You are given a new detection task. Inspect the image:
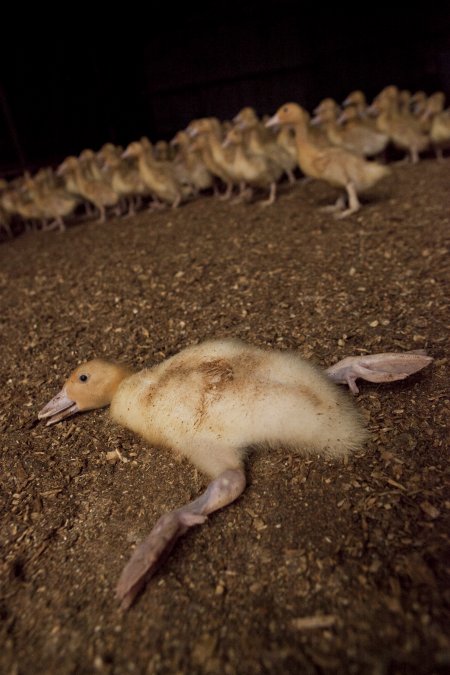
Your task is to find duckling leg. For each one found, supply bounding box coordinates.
[124,198,135,218]
[44,217,66,232]
[171,193,181,209]
[85,202,96,218]
[320,194,346,213]
[218,183,234,201]
[233,182,254,203]
[116,467,246,609]
[325,350,433,394]
[259,182,277,207]
[149,198,166,211]
[286,168,296,184]
[335,183,360,219]
[96,205,106,223]
[411,147,420,164]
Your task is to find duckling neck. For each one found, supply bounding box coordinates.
[107,365,135,407]
[292,121,322,172]
[322,119,343,145]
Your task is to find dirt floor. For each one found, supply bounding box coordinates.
[0,159,449,674]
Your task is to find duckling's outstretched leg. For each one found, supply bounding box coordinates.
[325,350,433,394]
[116,467,246,610]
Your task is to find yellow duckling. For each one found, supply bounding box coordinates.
[266,103,390,217]
[370,88,429,163]
[57,156,119,223]
[187,118,238,199]
[122,141,184,208]
[171,130,215,195]
[100,152,148,217]
[39,339,432,608]
[316,105,389,158]
[223,126,283,205]
[420,92,450,160]
[233,106,297,183]
[22,174,78,232]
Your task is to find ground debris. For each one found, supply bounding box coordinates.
[0,159,448,674]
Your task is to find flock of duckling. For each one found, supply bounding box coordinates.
[1,84,448,237]
[29,83,444,608]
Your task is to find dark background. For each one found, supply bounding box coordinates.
[2,3,450,176]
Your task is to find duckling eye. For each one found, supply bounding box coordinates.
[283,106,289,112]
[79,374,89,383]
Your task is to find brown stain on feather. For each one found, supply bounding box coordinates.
[139,357,236,427]
[194,359,235,428]
[295,383,322,408]
[140,350,324,433]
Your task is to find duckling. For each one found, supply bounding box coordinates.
[233,107,297,183]
[0,203,12,238]
[39,339,432,608]
[336,106,389,158]
[370,90,429,163]
[171,131,215,195]
[420,92,450,160]
[0,181,13,237]
[154,140,174,162]
[313,97,341,118]
[122,141,184,209]
[223,126,283,205]
[22,174,78,232]
[343,90,367,112]
[266,103,390,217]
[275,125,299,167]
[398,90,413,115]
[188,133,231,198]
[2,183,46,230]
[57,156,119,223]
[100,152,148,217]
[342,90,382,135]
[410,91,428,117]
[187,119,237,199]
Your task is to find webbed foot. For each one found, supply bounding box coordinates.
[325,350,433,394]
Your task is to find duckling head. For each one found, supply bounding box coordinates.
[233,107,258,129]
[122,142,143,159]
[38,359,131,426]
[170,131,189,148]
[314,98,340,116]
[222,127,242,148]
[337,106,359,124]
[343,90,366,108]
[57,156,79,176]
[265,103,308,128]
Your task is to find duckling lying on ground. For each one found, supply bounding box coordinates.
[38,339,432,609]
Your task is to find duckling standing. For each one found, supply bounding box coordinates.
[266,103,391,217]
[233,106,297,183]
[38,339,432,609]
[223,127,283,205]
[419,92,450,160]
[369,89,429,163]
